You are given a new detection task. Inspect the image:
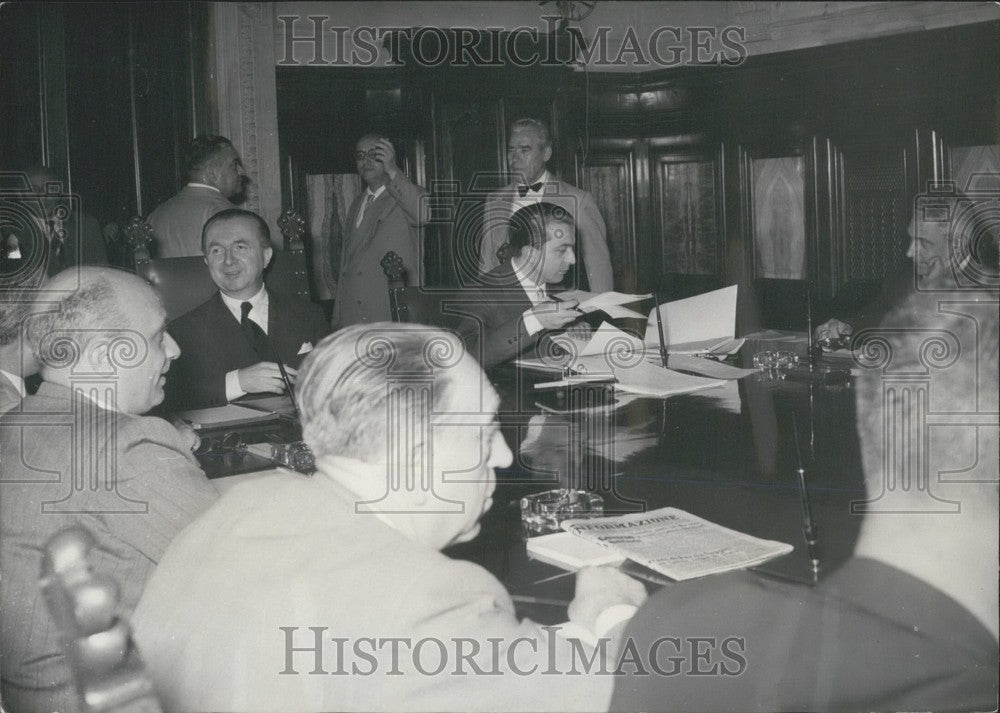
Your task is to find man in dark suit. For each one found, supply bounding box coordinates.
[147,135,247,258]
[464,202,585,369]
[1,267,217,713]
[164,209,328,410]
[479,118,613,293]
[331,133,427,329]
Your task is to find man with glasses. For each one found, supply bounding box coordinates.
[331,134,428,329]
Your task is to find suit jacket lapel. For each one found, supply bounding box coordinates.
[344,192,389,265]
[266,290,286,362]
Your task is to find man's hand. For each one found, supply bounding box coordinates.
[172,421,201,453]
[532,299,583,331]
[372,138,399,181]
[814,318,853,347]
[564,322,593,340]
[568,566,647,635]
[236,362,297,395]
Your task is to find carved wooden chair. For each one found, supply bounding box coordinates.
[40,526,162,712]
[130,218,215,321]
[132,209,314,321]
[380,251,473,332]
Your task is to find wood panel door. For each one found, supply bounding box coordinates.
[649,142,726,300]
[577,140,640,293]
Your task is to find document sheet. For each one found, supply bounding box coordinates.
[563,507,793,581]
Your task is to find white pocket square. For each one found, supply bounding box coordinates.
[297,342,313,355]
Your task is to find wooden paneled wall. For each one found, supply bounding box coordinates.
[273,21,997,326]
[1,2,208,232]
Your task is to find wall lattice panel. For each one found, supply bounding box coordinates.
[843,148,909,284]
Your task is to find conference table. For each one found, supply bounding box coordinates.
[204,333,864,625]
[450,346,863,624]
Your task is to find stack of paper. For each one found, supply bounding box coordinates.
[551,322,645,359]
[645,285,744,355]
[174,403,276,430]
[563,507,793,581]
[540,324,727,398]
[525,531,626,570]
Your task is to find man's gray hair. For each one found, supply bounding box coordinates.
[25,268,144,368]
[296,323,465,461]
[855,289,998,504]
[510,118,551,148]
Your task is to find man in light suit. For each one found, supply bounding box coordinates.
[331,133,427,329]
[135,324,647,712]
[479,118,613,293]
[164,209,329,410]
[0,300,39,414]
[0,266,46,414]
[1,267,218,713]
[147,135,247,258]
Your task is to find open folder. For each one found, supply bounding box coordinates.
[645,285,744,355]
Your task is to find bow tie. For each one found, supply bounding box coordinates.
[517,182,544,198]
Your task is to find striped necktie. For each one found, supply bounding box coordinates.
[355,193,376,228]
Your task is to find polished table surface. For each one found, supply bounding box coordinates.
[447,352,864,624]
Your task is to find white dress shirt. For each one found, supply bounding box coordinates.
[354,184,387,228]
[0,369,26,398]
[221,286,269,401]
[186,182,223,194]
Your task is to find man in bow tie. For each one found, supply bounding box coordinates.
[163,209,328,410]
[478,118,613,293]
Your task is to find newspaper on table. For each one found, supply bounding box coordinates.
[561,506,793,581]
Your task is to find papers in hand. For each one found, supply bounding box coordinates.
[535,324,726,398]
[562,507,793,581]
[645,285,741,354]
[557,290,652,321]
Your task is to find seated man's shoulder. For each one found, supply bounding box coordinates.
[169,293,223,333]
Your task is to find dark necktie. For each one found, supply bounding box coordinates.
[240,301,270,358]
[517,182,544,198]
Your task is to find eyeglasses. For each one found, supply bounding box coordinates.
[354,149,380,162]
[194,432,247,458]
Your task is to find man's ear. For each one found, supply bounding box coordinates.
[263,246,274,269]
[202,160,221,189]
[84,337,112,373]
[543,145,553,163]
